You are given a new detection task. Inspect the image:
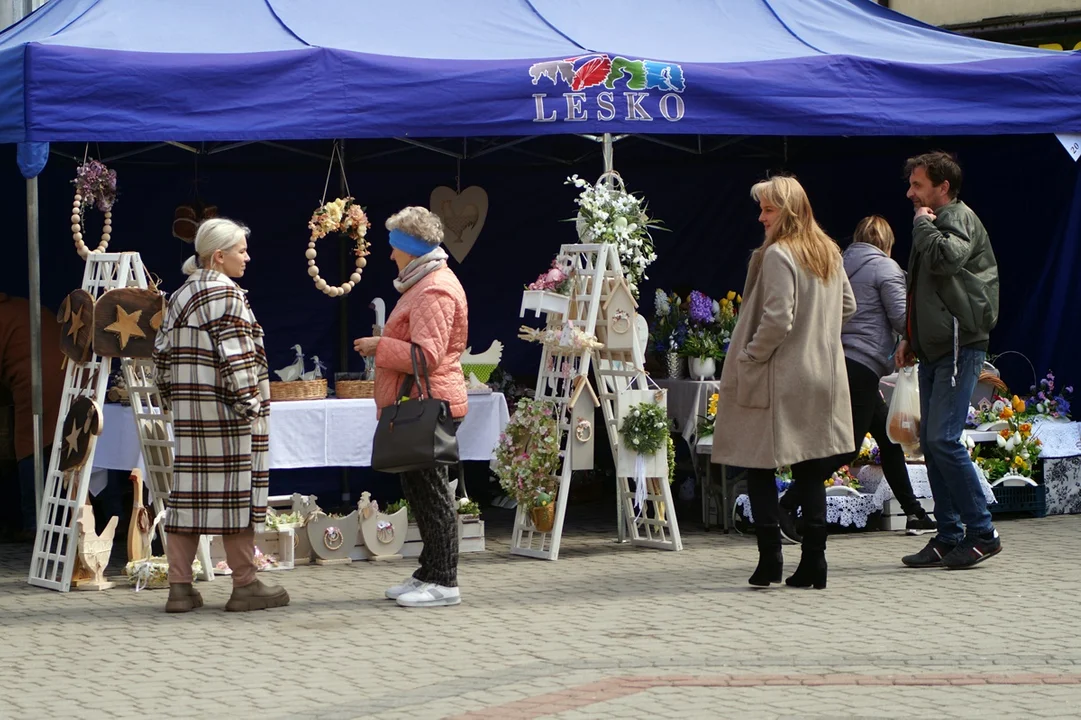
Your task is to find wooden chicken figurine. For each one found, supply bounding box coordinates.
[357,491,407,560]
[74,504,118,591]
[127,469,152,563]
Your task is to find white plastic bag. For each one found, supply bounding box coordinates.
[886,365,921,451]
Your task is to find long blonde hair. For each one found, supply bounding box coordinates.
[750,176,840,281]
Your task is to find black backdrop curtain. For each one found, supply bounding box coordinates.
[3,134,1077,499]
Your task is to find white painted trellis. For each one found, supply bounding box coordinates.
[29,253,212,592]
[30,253,144,591]
[510,243,682,560]
[121,357,214,581]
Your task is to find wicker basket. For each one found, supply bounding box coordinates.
[530,503,555,532]
[336,380,375,399]
[270,379,327,401]
[979,371,1009,395]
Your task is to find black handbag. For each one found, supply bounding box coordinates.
[371,343,460,474]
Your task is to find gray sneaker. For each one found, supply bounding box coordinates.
[905,513,936,536]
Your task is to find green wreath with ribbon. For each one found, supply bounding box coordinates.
[619,401,670,456]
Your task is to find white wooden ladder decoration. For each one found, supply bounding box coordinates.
[30,253,142,591]
[510,243,682,560]
[29,253,212,592]
[121,357,214,581]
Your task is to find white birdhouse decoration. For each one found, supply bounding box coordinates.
[568,375,601,471]
[601,278,638,351]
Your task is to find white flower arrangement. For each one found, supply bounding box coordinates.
[566,173,661,299]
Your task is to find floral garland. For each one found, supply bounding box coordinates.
[619,401,670,455]
[71,160,118,259]
[518,322,603,351]
[307,197,371,297]
[566,173,660,299]
[494,398,562,508]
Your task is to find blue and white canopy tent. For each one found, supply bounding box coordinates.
[2,0,1081,142]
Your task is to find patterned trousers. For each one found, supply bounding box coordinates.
[400,465,458,588]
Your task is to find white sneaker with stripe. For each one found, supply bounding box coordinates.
[385,576,424,600]
[395,582,461,607]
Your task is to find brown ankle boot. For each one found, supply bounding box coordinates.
[225,578,290,612]
[165,582,204,613]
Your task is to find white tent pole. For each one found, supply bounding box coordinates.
[26,175,45,520]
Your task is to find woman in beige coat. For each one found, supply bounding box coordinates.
[712,176,855,590]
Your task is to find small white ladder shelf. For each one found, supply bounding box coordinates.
[509,243,682,560]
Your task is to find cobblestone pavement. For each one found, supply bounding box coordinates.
[2,508,1079,719]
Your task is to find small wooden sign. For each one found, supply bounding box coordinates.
[93,287,165,358]
[59,396,103,473]
[57,290,95,364]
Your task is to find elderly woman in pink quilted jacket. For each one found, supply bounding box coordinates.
[353,206,468,608]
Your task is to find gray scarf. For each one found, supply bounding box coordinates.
[393,246,448,294]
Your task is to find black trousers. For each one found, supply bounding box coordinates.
[749,454,847,531]
[399,464,458,587]
[845,358,922,516]
[780,358,923,518]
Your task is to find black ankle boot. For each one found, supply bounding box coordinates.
[786,524,827,589]
[749,525,783,587]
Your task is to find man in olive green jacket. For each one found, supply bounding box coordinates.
[895,152,1001,571]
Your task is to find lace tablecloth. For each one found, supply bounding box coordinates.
[736,461,997,529]
[735,493,882,529]
[856,463,997,508]
[1030,419,1081,459]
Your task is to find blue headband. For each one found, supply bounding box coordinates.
[388,228,437,257]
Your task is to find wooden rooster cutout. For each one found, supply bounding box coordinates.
[127,469,152,563]
[73,504,118,591]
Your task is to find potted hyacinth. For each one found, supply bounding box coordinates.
[521,254,574,318]
[679,290,740,381]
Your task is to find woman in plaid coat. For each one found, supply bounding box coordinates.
[154,218,289,613]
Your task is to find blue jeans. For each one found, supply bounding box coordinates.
[918,348,993,543]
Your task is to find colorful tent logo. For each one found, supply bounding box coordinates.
[529,54,686,93]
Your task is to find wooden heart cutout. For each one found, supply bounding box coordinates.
[430,186,488,263]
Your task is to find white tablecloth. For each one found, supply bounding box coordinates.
[93,392,510,471]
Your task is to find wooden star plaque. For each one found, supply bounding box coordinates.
[58,396,103,473]
[58,290,95,364]
[93,287,166,358]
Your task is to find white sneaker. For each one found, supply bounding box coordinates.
[395,582,461,607]
[385,576,424,600]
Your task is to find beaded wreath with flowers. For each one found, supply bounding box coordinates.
[306,197,371,297]
[70,160,118,259]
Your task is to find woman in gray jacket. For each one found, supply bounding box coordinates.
[781,216,933,536]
